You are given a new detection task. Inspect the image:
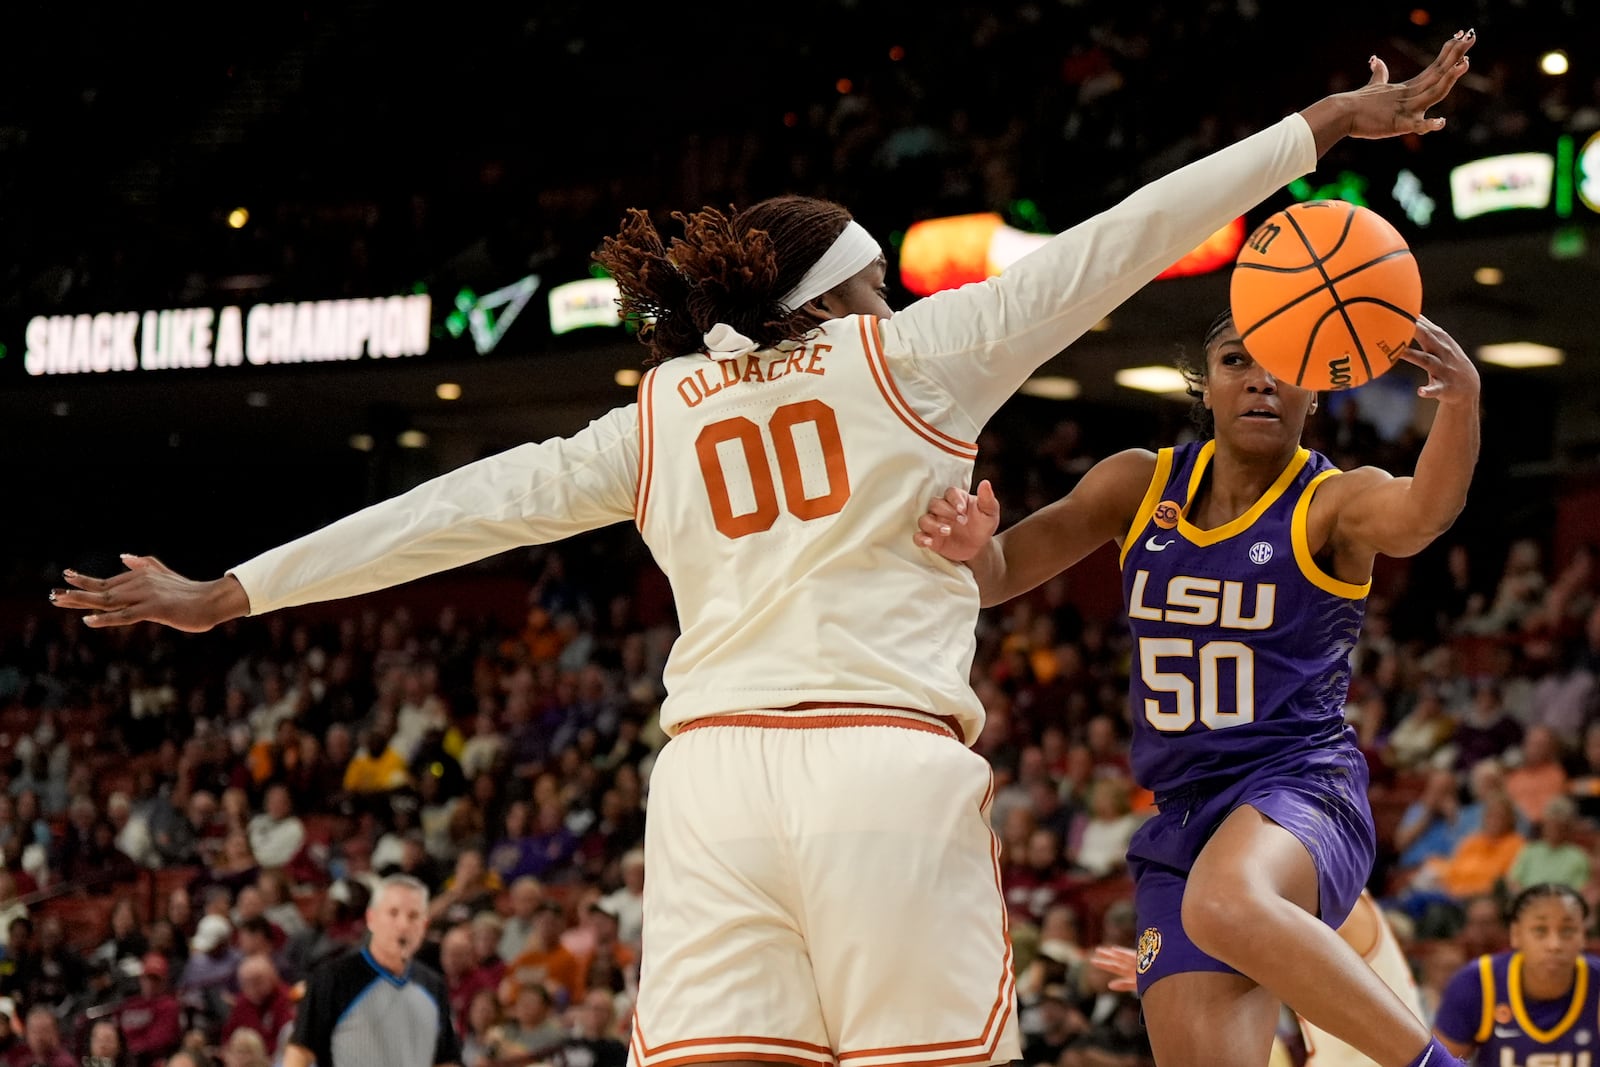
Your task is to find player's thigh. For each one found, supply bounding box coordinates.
[792,726,1019,1066]
[1142,970,1280,1067]
[631,731,832,1067]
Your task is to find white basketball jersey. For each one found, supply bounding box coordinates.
[637,314,985,741]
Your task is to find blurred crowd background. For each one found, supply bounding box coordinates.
[1,2,1598,1067]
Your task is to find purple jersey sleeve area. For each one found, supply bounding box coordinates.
[1434,957,1487,1046]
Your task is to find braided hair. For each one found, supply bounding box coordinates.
[594,195,854,366]
[1507,882,1589,924]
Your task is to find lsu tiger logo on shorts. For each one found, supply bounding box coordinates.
[1152,501,1181,529]
[1137,927,1162,974]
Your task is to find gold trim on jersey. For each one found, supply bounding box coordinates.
[1508,952,1588,1043]
[1290,469,1372,599]
[1118,448,1175,567]
[1476,954,1496,1045]
[1175,442,1309,546]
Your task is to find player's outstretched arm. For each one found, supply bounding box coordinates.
[1322,316,1481,561]
[50,405,642,630]
[883,31,1476,435]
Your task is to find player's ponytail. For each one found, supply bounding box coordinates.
[595,196,853,366]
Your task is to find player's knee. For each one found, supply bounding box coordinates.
[1181,879,1262,957]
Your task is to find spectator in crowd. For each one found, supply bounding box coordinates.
[256,870,308,941]
[489,984,567,1063]
[1507,794,1590,895]
[1070,778,1142,879]
[1503,725,1570,827]
[1392,768,1477,875]
[91,898,150,976]
[221,954,295,1056]
[598,850,644,950]
[428,849,500,930]
[246,785,306,870]
[437,925,497,1035]
[178,915,241,1023]
[497,876,544,962]
[5,1007,75,1067]
[1383,684,1456,771]
[1449,681,1523,774]
[219,1028,269,1067]
[551,989,627,1067]
[151,791,218,869]
[459,988,502,1067]
[500,901,584,1007]
[114,953,184,1067]
[84,1019,128,1067]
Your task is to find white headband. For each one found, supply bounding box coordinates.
[701,220,882,357]
[778,220,883,311]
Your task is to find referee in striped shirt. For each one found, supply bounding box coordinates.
[284,875,461,1067]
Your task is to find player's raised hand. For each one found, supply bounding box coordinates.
[1398,315,1480,405]
[49,554,250,632]
[1299,30,1476,155]
[916,480,999,562]
[1089,946,1139,993]
[1350,30,1476,138]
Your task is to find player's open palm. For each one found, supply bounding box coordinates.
[917,480,999,562]
[1399,314,1479,406]
[50,554,245,632]
[1344,29,1476,139]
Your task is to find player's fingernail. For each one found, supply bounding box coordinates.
[63,568,77,578]
[1467,27,1475,37]
[956,513,967,525]
[47,590,58,603]
[939,525,951,536]
[1453,29,1464,39]
[918,536,931,547]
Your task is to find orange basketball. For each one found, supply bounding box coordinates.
[1229,200,1421,391]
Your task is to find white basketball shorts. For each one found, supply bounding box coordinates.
[628,706,1019,1067]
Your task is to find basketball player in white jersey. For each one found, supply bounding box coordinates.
[52,33,1474,1067]
[1091,890,1425,1067]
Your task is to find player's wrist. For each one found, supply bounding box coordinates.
[205,575,253,627]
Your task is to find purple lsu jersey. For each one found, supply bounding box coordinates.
[1437,951,1600,1067]
[1120,441,1368,795]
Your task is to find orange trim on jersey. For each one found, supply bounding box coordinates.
[634,367,659,529]
[1290,468,1372,599]
[859,317,979,460]
[678,711,960,741]
[836,771,1015,1067]
[630,1021,835,1067]
[1475,954,1495,1045]
[1509,951,1588,1043]
[1118,447,1175,568]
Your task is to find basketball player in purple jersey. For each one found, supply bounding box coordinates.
[1435,884,1600,1067]
[919,310,1480,1067]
